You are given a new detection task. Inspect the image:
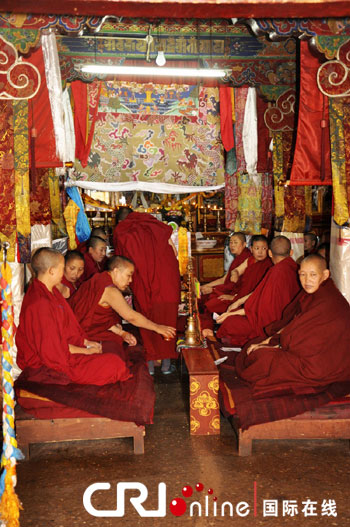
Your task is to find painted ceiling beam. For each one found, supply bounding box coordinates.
[2,0,350,19]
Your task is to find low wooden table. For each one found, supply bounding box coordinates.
[182,347,220,435]
[16,406,145,457]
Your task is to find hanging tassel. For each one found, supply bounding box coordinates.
[0,260,23,527]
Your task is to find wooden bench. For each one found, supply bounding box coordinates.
[233,414,350,456]
[16,407,145,457]
[205,337,350,455]
[182,347,220,435]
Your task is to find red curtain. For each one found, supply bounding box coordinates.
[289,41,332,186]
[219,86,234,152]
[27,47,62,168]
[257,95,271,173]
[71,80,102,167]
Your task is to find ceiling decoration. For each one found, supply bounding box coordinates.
[313,34,350,59]
[264,89,295,131]
[0,36,40,99]
[55,18,296,85]
[247,18,350,39]
[0,13,103,34]
[317,39,350,97]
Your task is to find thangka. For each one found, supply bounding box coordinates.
[74,82,225,187]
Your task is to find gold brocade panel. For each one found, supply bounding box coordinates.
[273,131,311,233]
[0,100,16,262]
[48,170,67,239]
[14,99,31,263]
[63,199,80,249]
[273,131,285,232]
[234,172,262,234]
[329,98,349,225]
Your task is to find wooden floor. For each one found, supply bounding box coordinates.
[16,364,350,527]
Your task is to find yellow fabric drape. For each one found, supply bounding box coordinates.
[63,199,80,249]
[230,87,235,123]
[178,226,188,276]
[14,100,31,262]
[48,170,67,239]
[329,98,349,225]
[273,131,285,217]
[234,172,262,234]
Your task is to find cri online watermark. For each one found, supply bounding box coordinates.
[83,481,337,518]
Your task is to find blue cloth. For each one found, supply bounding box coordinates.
[66,186,91,242]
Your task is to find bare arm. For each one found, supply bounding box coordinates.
[230,258,248,282]
[168,237,178,257]
[69,343,102,355]
[227,293,252,312]
[108,324,137,346]
[216,308,245,324]
[200,274,226,294]
[101,287,176,339]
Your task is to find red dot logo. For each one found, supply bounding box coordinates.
[208,488,214,495]
[169,498,187,516]
[195,482,204,492]
[182,485,193,498]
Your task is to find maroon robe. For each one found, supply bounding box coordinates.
[114,212,181,360]
[217,256,300,346]
[16,279,130,386]
[69,271,123,348]
[235,278,350,397]
[80,252,103,282]
[77,240,88,254]
[199,247,251,312]
[205,254,272,315]
[61,275,80,297]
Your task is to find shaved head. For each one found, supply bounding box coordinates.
[31,247,63,276]
[107,255,134,271]
[87,236,107,250]
[231,232,246,244]
[65,250,84,264]
[251,234,268,246]
[305,232,318,244]
[301,253,327,272]
[299,253,329,294]
[90,228,107,240]
[116,207,132,225]
[270,236,291,257]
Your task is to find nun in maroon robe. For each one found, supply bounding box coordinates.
[235,277,350,397]
[200,246,251,309]
[200,255,273,331]
[16,279,131,386]
[69,271,124,349]
[114,211,181,361]
[217,255,300,346]
[205,254,272,315]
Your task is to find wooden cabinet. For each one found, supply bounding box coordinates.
[192,248,224,283]
[191,232,228,283]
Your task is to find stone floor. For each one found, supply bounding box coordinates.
[16,363,350,526]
